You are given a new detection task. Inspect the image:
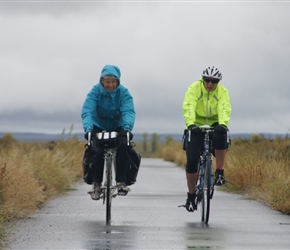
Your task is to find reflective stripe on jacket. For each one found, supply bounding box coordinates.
[182,79,231,128]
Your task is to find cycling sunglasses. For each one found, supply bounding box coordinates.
[203,78,220,84]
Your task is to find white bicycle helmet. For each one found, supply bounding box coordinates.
[201,66,222,80]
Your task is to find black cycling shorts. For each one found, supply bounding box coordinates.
[185,127,229,174]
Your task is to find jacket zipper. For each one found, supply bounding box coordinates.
[206,92,209,125]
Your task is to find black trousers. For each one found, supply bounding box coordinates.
[185,127,229,174]
[90,127,129,183]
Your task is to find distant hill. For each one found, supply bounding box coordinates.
[0,132,287,142]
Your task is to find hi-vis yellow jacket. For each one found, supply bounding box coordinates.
[182,79,231,128]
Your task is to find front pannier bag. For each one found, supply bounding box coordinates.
[82,143,94,185]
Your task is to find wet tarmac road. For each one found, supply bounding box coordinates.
[7,158,290,250]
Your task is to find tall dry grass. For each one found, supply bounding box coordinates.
[225,135,290,214]
[157,140,187,167]
[157,134,290,215]
[0,132,84,247]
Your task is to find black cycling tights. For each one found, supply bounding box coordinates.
[185,129,228,174]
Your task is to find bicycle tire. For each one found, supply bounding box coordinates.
[196,162,205,222]
[200,161,206,222]
[105,155,112,225]
[201,195,205,222]
[204,155,211,224]
[195,161,203,221]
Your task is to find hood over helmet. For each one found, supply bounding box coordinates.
[100,64,121,86]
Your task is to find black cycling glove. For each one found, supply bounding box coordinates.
[188,124,200,134]
[118,128,133,140]
[215,124,228,134]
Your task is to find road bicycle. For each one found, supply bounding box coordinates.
[193,125,215,224]
[180,125,230,223]
[87,131,131,225]
[179,125,215,224]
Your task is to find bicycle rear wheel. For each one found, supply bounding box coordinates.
[105,156,112,225]
[202,155,211,224]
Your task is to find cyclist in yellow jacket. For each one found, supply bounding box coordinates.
[182,66,231,212]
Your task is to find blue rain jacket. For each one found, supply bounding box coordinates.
[81,65,135,133]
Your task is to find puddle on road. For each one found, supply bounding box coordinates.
[101,230,124,234]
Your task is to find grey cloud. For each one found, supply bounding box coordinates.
[0,2,290,134]
[0,1,108,16]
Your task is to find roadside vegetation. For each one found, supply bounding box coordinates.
[0,131,83,248]
[0,131,290,247]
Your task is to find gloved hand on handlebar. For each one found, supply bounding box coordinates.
[215,124,228,134]
[118,128,133,140]
[188,124,200,134]
[84,132,91,140]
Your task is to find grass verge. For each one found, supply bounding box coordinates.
[0,132,83,247]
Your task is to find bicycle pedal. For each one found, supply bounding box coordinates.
[118,192,128,196]
[225,180,233,185]
[117,189,130,195]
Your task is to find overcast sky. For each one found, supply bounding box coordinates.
[0,0,290,135]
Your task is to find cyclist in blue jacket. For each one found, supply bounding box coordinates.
[82,64,135,200]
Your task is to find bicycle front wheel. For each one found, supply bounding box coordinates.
[202,155,211,224]
[105,156,113,225]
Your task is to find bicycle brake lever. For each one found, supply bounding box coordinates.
[88,132,91,146]
[126,131,130,146]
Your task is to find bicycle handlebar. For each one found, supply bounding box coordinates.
[199,125,212,129]
[187,125,215,143]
